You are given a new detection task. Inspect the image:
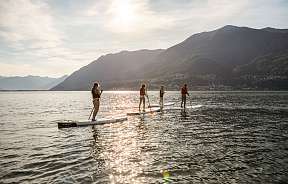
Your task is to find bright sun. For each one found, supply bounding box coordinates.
[108,0,140,32]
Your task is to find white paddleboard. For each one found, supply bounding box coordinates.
[148,102,175,108]
[165,105,203,110]
[57,116,128,128]
[127,108,161,116]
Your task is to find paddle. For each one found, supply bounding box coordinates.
[188,87,195,107]
[189,97,193,108]
[189,93,192,107]
[145,83,152,112]
[146,94,152,111]
[88,107,94,120]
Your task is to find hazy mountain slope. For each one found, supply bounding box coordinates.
[144,25,288,78]
[52,25,288,90]
[42,75,68,89]
[234,52,288,76]
[0,75,67,90]
[52,49,163,90]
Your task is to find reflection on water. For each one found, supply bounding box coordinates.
[0,91,288,183]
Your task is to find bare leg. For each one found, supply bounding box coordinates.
[139,97,143,111]
[143,97,145,111]
[184,96,186,109]
[92,99,100,121]
[160,97,163,109]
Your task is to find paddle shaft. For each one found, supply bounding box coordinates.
[146,93,152,111]
[144,83,152,111]
[88,107,94,120]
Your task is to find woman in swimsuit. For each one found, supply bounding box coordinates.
[91,82,103,121]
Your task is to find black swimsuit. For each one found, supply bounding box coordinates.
[92,89,100,99]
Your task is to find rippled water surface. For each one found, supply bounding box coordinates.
[0,91,288,183]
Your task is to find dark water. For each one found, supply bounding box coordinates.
[0,91,288,184]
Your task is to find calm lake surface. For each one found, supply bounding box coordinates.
[0,91,288,184]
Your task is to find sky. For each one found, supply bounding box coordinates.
[0,0,288,77]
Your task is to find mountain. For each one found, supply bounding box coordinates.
[0,75,67,90]
[145,25,288,78]
[232,53,288,90]
[52,25,288,91]
[52,49,163,90]
[262,27,288,33]
[234,52,288,76]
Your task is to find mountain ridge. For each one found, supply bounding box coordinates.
[0,75,68,90]
[52,25,288,91]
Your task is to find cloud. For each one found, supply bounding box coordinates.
[84,0,173,33]
[148,0,250,31]
[0,0,287,77]
[0,0,97,76]
[80,0,256,44]
[0,0,63,49]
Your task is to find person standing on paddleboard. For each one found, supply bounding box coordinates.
[91,82,103,121]
[181,84,189,109]
[139,84,147,111]
[160,85,165,109]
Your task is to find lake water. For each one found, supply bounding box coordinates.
[0,91,288,183]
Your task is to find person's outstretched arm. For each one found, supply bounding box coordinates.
[97,89,103,97]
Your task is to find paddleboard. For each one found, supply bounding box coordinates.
[148,102,175,108]
[165,105,203,110]
[57,116,128,128]
[127,107,161,116]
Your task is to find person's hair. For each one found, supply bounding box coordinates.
[141,84,145,88]
[184,84,187,87]
[93,82,99,89]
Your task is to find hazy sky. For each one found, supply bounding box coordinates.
[0,0,288,77]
